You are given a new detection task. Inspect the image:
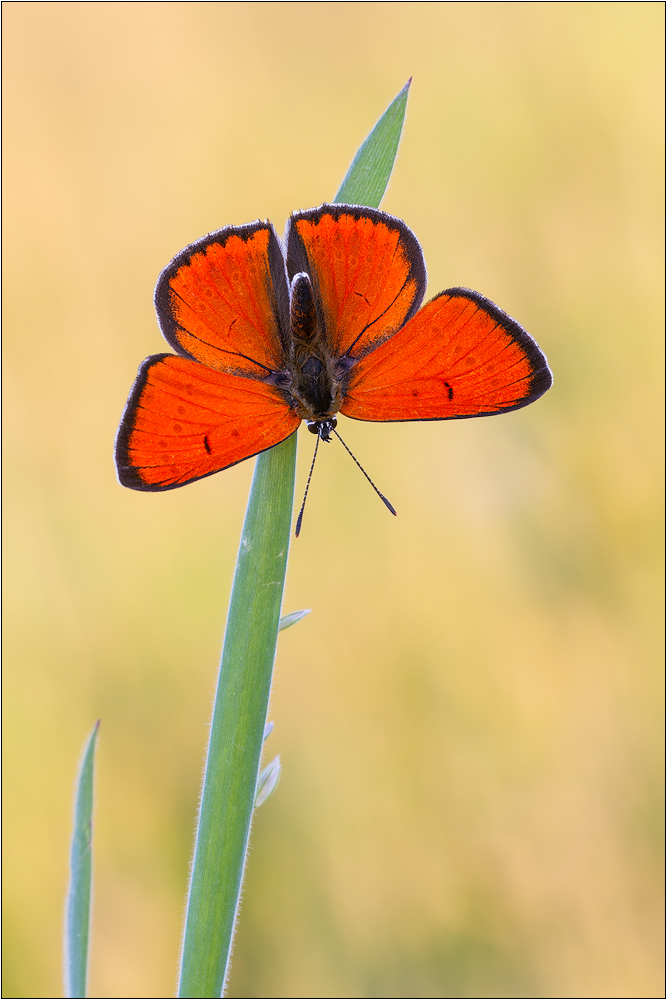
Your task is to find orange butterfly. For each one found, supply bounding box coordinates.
[116,204,552,513]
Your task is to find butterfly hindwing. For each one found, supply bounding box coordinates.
[116,354,299,491]
[340,288,552,421]
[155,221,290,378]
[285,204,427,360]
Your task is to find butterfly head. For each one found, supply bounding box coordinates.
[306,417,337,442]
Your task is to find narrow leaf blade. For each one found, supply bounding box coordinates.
[334,78,411,208]
[278,609,311,631]
[64,721,100,999]
[254,756,281,808]
[178,81,411,999]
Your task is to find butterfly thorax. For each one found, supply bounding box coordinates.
[274,272,353,435]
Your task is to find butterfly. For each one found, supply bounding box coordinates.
[116,203,552,517]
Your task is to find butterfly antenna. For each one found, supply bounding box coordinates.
[295,434,320,537]
[333,429,397,517]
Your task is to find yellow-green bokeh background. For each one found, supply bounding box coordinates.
[4,3,663,997]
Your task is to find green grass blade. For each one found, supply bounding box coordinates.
[64,721,100,999]
[334,78,411,208]
[178,433,297,998]
[178,81,411,998]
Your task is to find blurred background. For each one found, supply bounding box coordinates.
[4,3,663,997]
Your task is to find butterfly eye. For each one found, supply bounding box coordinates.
[305,417,337,438]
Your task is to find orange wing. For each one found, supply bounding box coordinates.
[340,288,552,421]
[285,204,426,359]
[155,221,290,378]
[116,355,299,490]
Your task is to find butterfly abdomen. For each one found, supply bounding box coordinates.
[289,272,318,343]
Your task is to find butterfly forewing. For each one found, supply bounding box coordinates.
[341,289,552,421]
[116,355,299,491]
[155,221,290,378]
[286,204,427,360]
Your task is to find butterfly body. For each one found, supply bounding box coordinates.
[275,271,351,433]
[116,204,552,492]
